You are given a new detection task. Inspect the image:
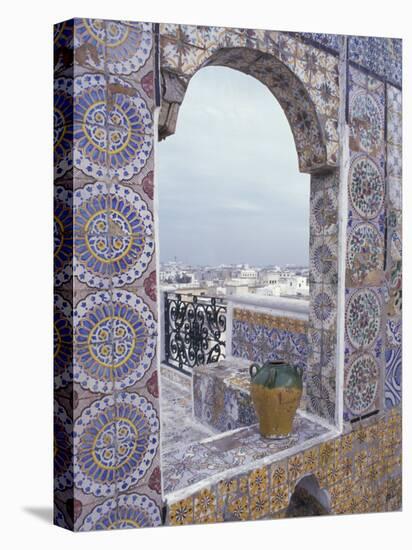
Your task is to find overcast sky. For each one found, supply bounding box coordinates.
[157,66,309,267]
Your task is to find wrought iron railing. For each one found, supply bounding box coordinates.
[163,292,227,374]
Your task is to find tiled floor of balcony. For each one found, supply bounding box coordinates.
[160,365,336,499]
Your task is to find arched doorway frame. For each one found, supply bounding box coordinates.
[158,28,345,428]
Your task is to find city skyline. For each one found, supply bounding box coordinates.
[160,258,309,269]
[157,66,310,266]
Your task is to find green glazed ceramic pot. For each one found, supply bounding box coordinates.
[249,360,303,438]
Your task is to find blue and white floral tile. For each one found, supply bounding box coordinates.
[159,23,179,39]
[294,32,342,54]
[344,351,381,421]
[78,490,163,530]
[54,76,73,134]
[54,20,74,78]
[70,287,157,395]
[73,18,107,72]
[112,390,161,491]
[73,19,154,78]
[193,362,257,433]
[385,347,401,409]
[107,74,154,134]
[54,184,73,250]
[348,36,402,87]
[306,371,322,401]
[387,85,402,179]
[70,387,162,530]
[159,35,180,72]
[386,316,401,348]
[385,39,402,87]
[104,21,154,76]
[109,132,153,183]
[348,70,385,162]
[345,288,382,353]
[310,288,337,338]
[180,44,209,75]
[387,144,402,178]
[310,184,338,237]
[71,492,114,531]
[348,153,385,229]
[54,125,74,181]
[345,221,385,288]
[54,398,74,497]
[179,24,207,47]
[162,441,228,495]
[310,234,338,285]
[54,293,74,390]
[71,178,156,291]
[69,72,154,183]
[318,328,337,378]
[110,288,158,332]
[231,318,308,368]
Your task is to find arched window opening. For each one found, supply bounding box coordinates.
[158,66,309,271]
[286,474,331,517]
[157,64,335,501]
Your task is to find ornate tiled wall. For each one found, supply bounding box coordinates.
[159,25,340,171]
[307,171,340,424]
[343,64,402,422]
[348,36,402,87]
[193,358,257,432]
[385,85,402,408]
[167,407,401,525]
[54,19,162,530]
[344,68,386,422]
[54,19,402,530]
[231,308,308,369]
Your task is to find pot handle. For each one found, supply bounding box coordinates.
[249,363,260,379]
[295,365,303,379]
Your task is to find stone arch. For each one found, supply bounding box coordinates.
[158,33,342,426]
[159,45,330,173]
[286,474,331,517]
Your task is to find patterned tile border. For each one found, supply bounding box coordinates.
[166,407,401,524]
[54,19,162,531]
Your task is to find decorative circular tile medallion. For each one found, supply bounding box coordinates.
[54,294,73,389]
[346,288,381,349]
[311,240,336,282]
[74,182,154,288]
[54,186,73,287]
[349,155,384,219]
[74,291,156,392]
[74,393,159,496]
[347,222,384,285]
[345,353,378,415]
[73,74,152,180]
[312,188,337,234]
[54,401,73,491]
[80,493,162,530]
[75,20,153,75]
[350,92,383,154]
[54,21,73,49]
[312,290,334,325]
[54,77,73,178]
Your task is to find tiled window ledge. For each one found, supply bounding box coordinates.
[160,366,338,504]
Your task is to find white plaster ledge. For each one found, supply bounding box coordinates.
[226,294,309,320]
